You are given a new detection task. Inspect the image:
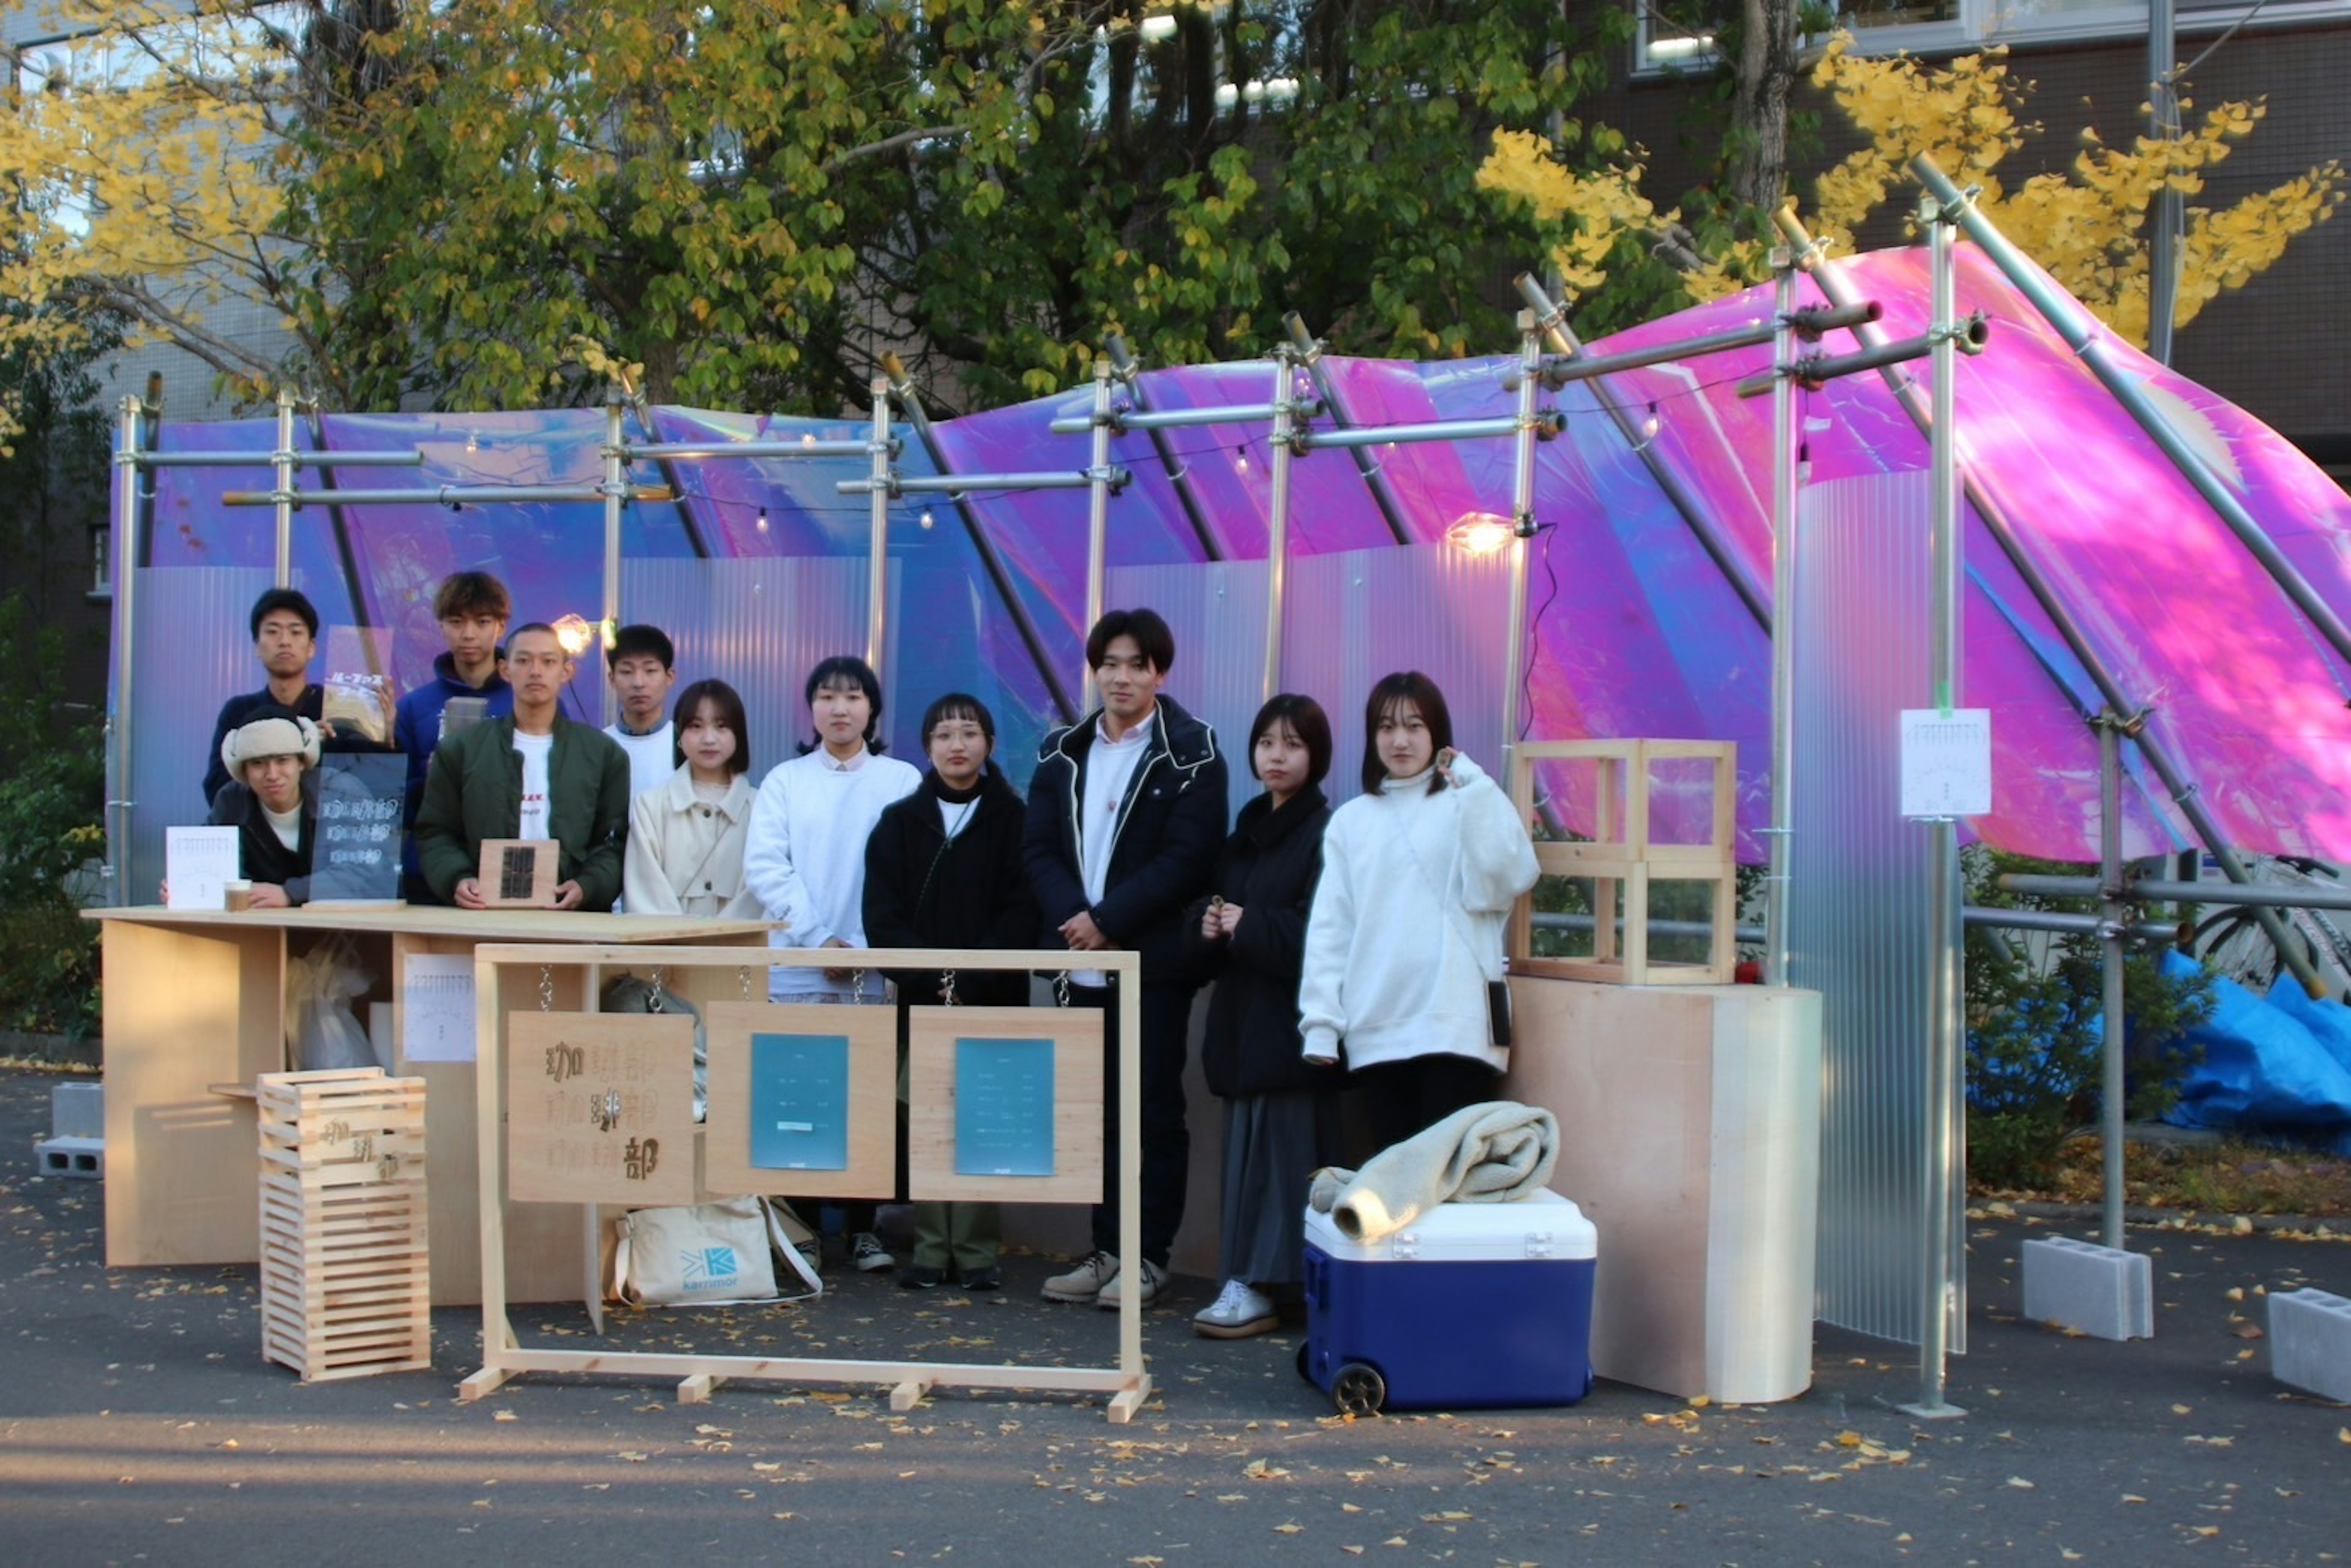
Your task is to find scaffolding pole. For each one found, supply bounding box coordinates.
[602,391,626,726]
[1498,313,1542,771]
[107,396,143,907]
[866,377,892,675]
[1905,195,1967,1422]
[1282,313,1412,546]
[1765,252,1801,988]
[1264,350,1297,703]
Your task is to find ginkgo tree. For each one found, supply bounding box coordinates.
[1477,33,2344,350]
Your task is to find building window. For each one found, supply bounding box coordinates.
[88,523,112,600]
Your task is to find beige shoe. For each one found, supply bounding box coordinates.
[1097,1257,1165,1310]
[1041,1250,1119,1304]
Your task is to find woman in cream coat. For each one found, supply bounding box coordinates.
[1299,671,1538,1154]
[623,679,763,918]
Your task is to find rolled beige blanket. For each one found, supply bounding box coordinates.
[1307,1100,1559,1243]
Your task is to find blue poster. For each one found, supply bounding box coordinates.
[954,1037,1056,1177]
[749,1032,850,1171]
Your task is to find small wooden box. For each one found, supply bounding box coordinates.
[1509,740,1739,986]
[255,1068,432,1382]
[478,839,558,908]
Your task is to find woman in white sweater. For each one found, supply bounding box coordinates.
[1299,672,1539,1154]
[621,678,762,918]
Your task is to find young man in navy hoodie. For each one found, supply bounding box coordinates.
[1022,608,1227,1310]
[392,572,513,902]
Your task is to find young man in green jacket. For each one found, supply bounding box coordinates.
[414,621,632,911]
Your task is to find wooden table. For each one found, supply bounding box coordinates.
[85,906,771,1304]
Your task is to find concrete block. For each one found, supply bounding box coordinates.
[2269,1289,2351,1403]
[2020,1236,2153,1341]
[51,1080,103,1139]
[35,1135,105,1180]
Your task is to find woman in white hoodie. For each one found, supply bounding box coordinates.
[1299,672,1539,1154]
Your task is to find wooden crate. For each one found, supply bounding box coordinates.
[255,1068,432,1381]
[1509,740,1739,986]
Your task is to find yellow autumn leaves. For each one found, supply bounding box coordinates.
[1479,32,2344,347]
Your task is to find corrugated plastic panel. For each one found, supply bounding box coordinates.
[1788,472,1964,1349]
[1104,558,1269,819]
[125,566,279,901]
[621,558,883,781]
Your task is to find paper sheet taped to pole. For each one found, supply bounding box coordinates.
[1900,709,1992,818]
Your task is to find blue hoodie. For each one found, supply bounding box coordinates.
[392,651,512,887]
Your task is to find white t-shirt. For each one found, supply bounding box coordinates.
[513,730,555,841]
[263,801,303,853]
[1072,709,1154,988]
[605,721,675,800]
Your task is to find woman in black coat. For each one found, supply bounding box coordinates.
[863,693,1037,1291]
[1182,694,1339,1339]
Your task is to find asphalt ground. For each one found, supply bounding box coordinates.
[2,1067,2346,1566]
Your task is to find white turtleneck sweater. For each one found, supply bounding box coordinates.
[1296,752,1539,1071]
[741,743,920,1000]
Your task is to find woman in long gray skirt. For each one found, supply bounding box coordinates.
[1183,694,1340,1339]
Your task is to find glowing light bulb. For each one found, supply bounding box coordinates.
[1445,512,1515,557]
[919,509,935,530]
[1641,402,1661,441]
[550,613,595,656]
[756,506,770,534]
[465,430,479,453]
[1235,444,1250,471]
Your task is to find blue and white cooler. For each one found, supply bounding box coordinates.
[1299,1188,1597,1414]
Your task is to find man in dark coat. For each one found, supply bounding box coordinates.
[1021,608,1228,1310]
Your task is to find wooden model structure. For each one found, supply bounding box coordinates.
[1507,740,1739,986]
[257,1067,432,1381]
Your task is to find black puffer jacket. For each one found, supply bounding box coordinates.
[1183,787,1339,1097]
[864,768,1037,1008]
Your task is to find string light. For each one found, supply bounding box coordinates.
[1234,443,1249,471]
[919,508,935,530]
[465,430,479,453]
[755,505,769,534]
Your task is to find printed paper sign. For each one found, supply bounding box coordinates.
[165,826,240,910]
[749,1031,851,1171]
[1900,708,1992,819]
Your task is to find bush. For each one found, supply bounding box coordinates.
[0,594,103,1039]
[1963,846,2212,1189]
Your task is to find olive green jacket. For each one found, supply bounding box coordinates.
[414,715,631,909]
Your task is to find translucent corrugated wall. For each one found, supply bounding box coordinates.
[1789,473,1965,1349]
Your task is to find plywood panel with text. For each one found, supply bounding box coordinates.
[506,1011,697,1206]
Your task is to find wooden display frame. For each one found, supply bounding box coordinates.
[702,1000,898,1199]
[478,839,558,908]
[1509,739,1739,986]
[506,1011,699,1206]
[906,1005,1103,1204]
[459,943,1150,1423]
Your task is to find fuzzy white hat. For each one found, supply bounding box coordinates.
[221,715,321,775]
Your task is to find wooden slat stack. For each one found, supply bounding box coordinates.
[256,1068,432,1381]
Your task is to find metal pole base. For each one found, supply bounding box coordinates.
[1895,1398,1968,1420]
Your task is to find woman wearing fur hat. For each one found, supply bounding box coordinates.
[203,715,332,907]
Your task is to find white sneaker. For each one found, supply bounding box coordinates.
[1193,1278,1278,1338]
[850,1232,895,1273]
[1041,1250,1119,1304]
[1097,1257,1166,1310]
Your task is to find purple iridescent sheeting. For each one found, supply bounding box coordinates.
[121,247,2351,863]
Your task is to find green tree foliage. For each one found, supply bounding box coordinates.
[282,1,1638,416]
[0,595,105,1039]
[1962,846,2213,1188]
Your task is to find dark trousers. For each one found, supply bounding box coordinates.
[1070,977,1196,1269]
[1353,1053,1502,1159]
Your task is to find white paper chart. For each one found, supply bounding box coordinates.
[1899,708,1993,819]
[165,826,240,910]
[401,954,478,1062]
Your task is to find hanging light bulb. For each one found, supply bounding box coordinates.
[919,508,935,530]
[1640,402,1661,442]
[465,430,479,453]
[1235,443,1250,471]
[755,505,770,534]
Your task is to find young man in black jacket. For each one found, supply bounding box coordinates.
[1021,609,1228,1310]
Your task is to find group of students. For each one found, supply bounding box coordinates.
[197,582,1538,1338]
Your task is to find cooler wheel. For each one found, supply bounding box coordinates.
[1330,1361,1385,1416]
